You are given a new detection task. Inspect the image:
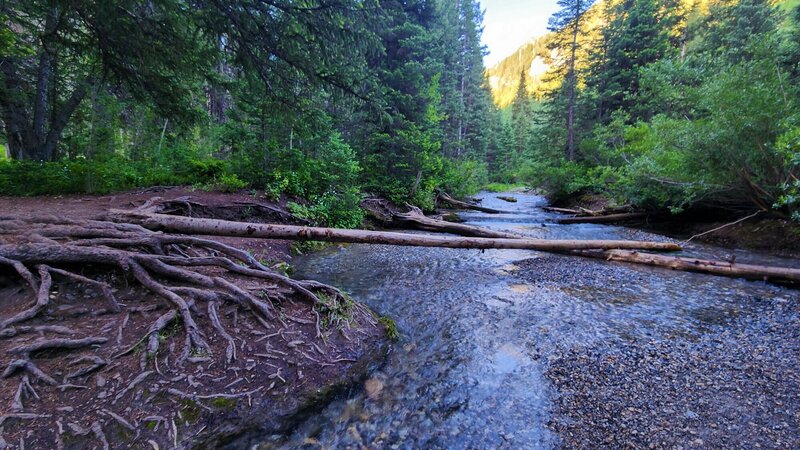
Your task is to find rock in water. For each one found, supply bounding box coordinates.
[364,378,384,400]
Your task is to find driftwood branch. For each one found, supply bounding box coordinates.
[365,200,800,285]
[685,211,762,243]
[437,192,504,214]
[392,205,521,239]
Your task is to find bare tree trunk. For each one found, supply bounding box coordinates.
[373,204,800,286]
[39,75,93,161]
[0,59,32,160]
[579,250,800,284]
[32,5,59,153]
[109,209,682,253]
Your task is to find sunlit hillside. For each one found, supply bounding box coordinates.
[484,0,794,108]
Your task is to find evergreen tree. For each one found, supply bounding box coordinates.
[698,0,779,65]
[0,0,208,161]
[439,0,493,161]
[588,0,676,123]
[511,70,532,157]
[547,0,595,161]
[354,0,446,205]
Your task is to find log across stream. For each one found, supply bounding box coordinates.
[113,198,800,285]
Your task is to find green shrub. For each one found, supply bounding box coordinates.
[438,159,489,199]
[483,182,528,193]
[202,173,248,193]
[289,188,365,229]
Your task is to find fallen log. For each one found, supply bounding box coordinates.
[578,250,800,284]
[370,204,800,286]
[578,207,600,216]
[557,212,648,224]
[437,192,503,214]
[392,206,521,239]
[543,206,581,214]
[497,196,518,203]
[544,205,636,217]
[110,209,682,253]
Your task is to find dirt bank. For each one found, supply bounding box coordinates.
[0,188,389,449]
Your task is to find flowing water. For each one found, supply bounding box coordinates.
[273,192,799,449]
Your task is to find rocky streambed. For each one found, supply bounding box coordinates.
[274,192,799,449]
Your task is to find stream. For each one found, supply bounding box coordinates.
[272,192,799,449]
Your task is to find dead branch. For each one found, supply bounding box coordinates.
[576,249,800,284]
[100,409,136,432]
[437,192,504,214]
[685,211,762,243]
[543,206,581,214]
[113,371,153,405]
[90,421,109,450]
[66,356,108,379]
[392,205,521,239]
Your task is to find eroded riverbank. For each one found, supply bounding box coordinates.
[0,189,390,449]
[275,192,799,448]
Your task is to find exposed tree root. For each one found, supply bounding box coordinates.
[11,376,35,412]
[0,211,364,447]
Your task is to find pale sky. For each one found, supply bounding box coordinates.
[480,0,561,67]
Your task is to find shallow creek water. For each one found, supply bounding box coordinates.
[272,192,798,449]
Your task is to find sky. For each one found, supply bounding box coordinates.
[480,0,561,67]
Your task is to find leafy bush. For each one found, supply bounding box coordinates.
[438,159,489,199]
[201,173,248,193]
[775,126,800,219]
[289,189,365,229]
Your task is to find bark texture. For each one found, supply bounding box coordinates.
[586,250,800,284]
[109,207,683,253]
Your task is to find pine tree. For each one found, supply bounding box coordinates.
[548,0,595,161]
[511,70,532,157]
[439,0,493,161]
[587,0,676,123]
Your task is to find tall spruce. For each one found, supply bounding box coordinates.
[439,0,493,161]
[592,0,676,122]
[547,0,595,161]
[511,70,532,157]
